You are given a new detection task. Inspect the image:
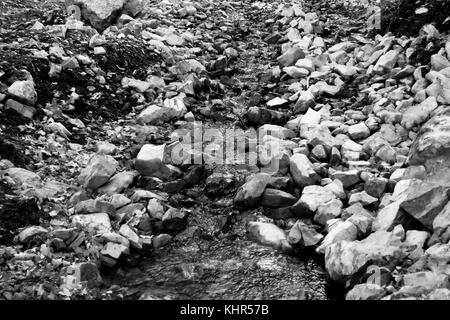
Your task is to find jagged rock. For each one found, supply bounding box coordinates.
[74,199,115,215]
[247,107,289,126]
[325,230,404,284]
[134,144,172,180]
[277,47,305,67]
[348,123,370,140]
[314,199,343,225]
[432,201,450,243]
[288,221,323,247]
[365,177,388,198]
[401,96,438,130]
[71,213,112,234]
[7,80,37,106]
[347,213,373,237]
[100,232,130,247]
[18,226,48,244]
[348,191,378,207]
[162,208,187,232]
[329,169,360,188]
[259,124,295,140]
[316,220,358,254]
[5,168,41,187]
[261,188,297,208]
[78,155,118,190]
[346,284,385,300]
[294,185,336,214]
[373,50,399,74]
[400,182,449,229]
[71,0,129,30]
[247,221,292,253]
[101,242,129,260]
[119,224,141,249]
[234,173,271,210]
[289,154,319,187]
[5,99,36,119]
[97,171,139,195]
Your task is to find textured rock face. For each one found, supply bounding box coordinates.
[325,230,404,284]
[78,154,118,190]
[71,0,143,30]
[408,110,450,174]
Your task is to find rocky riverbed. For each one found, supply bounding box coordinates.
[1,0,450,300]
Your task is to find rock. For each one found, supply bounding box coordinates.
[100,232,130,247]
[234,173,271,210]
[400,182,449,229]
[289,154,319,187]
[70,262,102,287]
[349,191,378,207]
[348,123,370,140]
[277,47,305,67]
[288,221,323,248]
[293,90,315,114]
[119,224,141,249]
[73,0,127,30]
[74,199,115,216]
[365,177,388,198]
[428,288,450,300]
[407,111,450,172]
[294,185,336,214]
[405,230,428,249]
[431,54,450,71]
[5,168,41,187]
[374,50,399,74]
[137,105,167,125]
[5,100,36,119]
[153,234,172,249]
[348,213,373,237]
[314,199,343,225]
[18,226,47,244]
[205,172,235,196]
[78,155,118,190]
[330,170,360,188]
[372,202,405,232]
[97,171,138,195]
[247,221,292,253]
[96,141,117,155]
[316,220,358,254]
[402,271,449,291]
[247,107,289,126]
[432,201,450,243]
[259,124,295,140]
[266,97,289,108]
[324,179,346,199]
[147,198,165,220]
[71,213,112,234]
[162,208,187,232]
[346,284,385,300]
[101,242,129,260]
[283,66,309,78]
[134,144,172,180]
[7,80,37,106]
[261,188,297,208]
[325,230,404,284]
[401,96,438,130]
[341,140,362,161]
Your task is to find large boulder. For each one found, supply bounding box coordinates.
[325,230,404,285]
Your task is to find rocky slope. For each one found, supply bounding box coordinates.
[1,0,450,300]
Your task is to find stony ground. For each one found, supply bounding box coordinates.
[1,0,450,301]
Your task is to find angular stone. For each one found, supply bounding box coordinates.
[288,221,323,248]
[71,213,112,234]
[261,188,297,208]
[135,144,172,180]
[348,123,370,140]
[18,226,48,244]
[400,182,449,229]
[234,173,272,210]
[317,220,358,254]
[346,284,385,300]
[5,99,36,119]
[74,199,115,215]
[247,221,292,253]
[314,199,343,226]
[8,80,37,106]
[277,47,305,67]
[97,171,138,195]
[289,154,319,187]
[78,155,118,190]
